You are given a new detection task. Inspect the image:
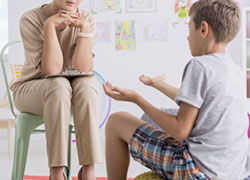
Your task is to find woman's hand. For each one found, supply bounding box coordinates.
[57,10,91,33]
[44,10,91,32]
[139,74,166,87]
[103,82,139,103]
[44,11,76,31]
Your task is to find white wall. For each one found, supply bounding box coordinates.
[6,0,250,118]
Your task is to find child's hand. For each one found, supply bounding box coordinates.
[139,74,166,87]
[103,82,138,103]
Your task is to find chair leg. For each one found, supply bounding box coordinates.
[7,120,12,156]
[11,115,43,180]
[66,125,73,180]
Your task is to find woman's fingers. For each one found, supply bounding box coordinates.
[57,9,80,19]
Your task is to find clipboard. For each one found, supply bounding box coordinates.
[46,66,95,78]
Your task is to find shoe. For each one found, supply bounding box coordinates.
[78,167,83,180]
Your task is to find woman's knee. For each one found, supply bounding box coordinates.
[72,78,97,99]
[46,77,72,98]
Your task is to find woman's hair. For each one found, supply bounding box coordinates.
[189,0,241,44]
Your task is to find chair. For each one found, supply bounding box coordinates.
[0,92,15,155]
[0,40,111,180]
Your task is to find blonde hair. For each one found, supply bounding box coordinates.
[189,0,241,44]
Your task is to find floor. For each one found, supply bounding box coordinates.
[0,126,148,180]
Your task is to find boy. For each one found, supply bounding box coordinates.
[103,0,250,179]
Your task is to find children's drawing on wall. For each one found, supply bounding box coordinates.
[136,20,169,42]
[172,0,192,27]
[115,20,136,51]
[126,0,157,13]
[92,0,122,14]
[96,22,111,43]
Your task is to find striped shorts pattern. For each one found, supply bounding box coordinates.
[129,123,210,180]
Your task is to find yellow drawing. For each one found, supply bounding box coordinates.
[115,21,136,50]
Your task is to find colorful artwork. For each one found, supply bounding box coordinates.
[115,21,136,50]
[92,0,122,14]
[173,0,192,26]
[136,20,169,42]
[96,22,111,43]
[126,0,157,13]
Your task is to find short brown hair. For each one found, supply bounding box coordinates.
[189,0,241,44]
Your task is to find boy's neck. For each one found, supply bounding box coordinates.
[200,40,227,56]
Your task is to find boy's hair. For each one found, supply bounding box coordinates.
[189,0,240,44]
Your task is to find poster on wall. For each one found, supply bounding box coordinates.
[172,0,192,27]
[96,22,111,43]
[126,0,157,13]
[92,0,122,14]
[115,20,136,50]
[136,20,169,42]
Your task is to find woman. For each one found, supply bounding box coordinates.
[10,0,101,179]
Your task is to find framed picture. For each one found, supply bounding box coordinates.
[126,0,157,13]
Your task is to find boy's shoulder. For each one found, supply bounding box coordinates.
[190,53,232,68]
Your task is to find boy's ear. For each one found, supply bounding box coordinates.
[200,21,209,38]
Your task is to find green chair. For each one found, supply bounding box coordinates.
[0,40,74,180]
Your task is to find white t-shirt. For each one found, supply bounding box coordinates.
[175,53,250,179]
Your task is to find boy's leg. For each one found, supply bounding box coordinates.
[105,112,145,180]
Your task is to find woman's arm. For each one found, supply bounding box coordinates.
[71,24,93,73]
[57,10,96,73]
[40,12,77,75]
[41,21,64,75]
[139,74,179,101]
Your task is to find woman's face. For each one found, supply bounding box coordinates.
[53,0,82,12]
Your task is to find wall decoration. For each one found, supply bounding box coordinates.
[115,20,136,50]
[96,22,111,43]
[126,0,157,13]
[136,20,168,42]
[92,0,122,14]
[172,0,192,27]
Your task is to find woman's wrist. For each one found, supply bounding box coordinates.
[80,22,91,33]
[44,20,55,31]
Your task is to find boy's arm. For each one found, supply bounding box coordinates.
[135,95,198,142]
[139,74,179,101]
[103,82,197,142]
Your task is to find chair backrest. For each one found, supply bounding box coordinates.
[0,40,23,118]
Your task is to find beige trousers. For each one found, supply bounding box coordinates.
[13,76,102,167]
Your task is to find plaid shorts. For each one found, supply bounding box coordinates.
[129,123,210,180]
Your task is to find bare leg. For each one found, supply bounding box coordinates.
[105,112,145,180]
[79,164,95,180]
[50,167,65,180]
